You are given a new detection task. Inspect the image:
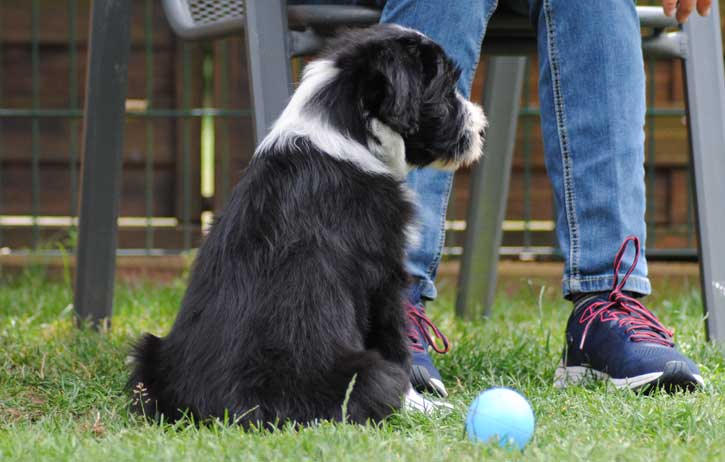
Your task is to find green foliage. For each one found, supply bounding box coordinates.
[0,274,723,461]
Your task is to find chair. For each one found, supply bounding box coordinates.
[74,0,725,348]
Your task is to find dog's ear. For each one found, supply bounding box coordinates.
[361,42,422,136]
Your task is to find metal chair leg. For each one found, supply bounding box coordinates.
[243,0,293,145]
[456,57,526,319]
[73,0,133,327]
[681,2,725,346]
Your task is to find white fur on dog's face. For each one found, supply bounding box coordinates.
[459,96,487,166]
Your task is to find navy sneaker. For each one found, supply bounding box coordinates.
[554,236,705,391]
[406,301,450,397]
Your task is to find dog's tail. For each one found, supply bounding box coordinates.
[127,333,172,420]
[331,350,409,424]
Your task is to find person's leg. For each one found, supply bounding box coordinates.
[534,0,649,296]
[379,0,496,396]
[531,0,703,389]
[381,1,495,303]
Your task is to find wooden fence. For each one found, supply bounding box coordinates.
[0,0,721,256]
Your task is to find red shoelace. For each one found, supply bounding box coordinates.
[405,302,450,354]
[578,236,675,350]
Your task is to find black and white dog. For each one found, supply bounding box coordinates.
[128,24,486,427]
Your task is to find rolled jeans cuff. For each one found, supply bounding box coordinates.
[407,277,438,304]
[563,273,652,300]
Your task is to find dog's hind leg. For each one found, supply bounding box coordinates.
[332,350,409,424]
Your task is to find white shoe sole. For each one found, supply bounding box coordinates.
[554,362,705,390]
[403,386,454,415]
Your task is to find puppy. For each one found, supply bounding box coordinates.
[128,24,486,428]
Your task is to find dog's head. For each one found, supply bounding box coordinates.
[319,24,486,171]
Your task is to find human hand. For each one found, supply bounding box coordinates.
[662,0,712,23]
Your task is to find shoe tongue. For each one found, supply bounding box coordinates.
[572,292,609,313]
[573,290,645,314]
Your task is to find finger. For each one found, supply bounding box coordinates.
[662,0,677,16]
[697,0,712,16]
[676,0,696,22]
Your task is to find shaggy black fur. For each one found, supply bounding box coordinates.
[128,24,482,428]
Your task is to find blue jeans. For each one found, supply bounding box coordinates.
[292,0,651,301]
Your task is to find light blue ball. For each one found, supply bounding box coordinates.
[465,387,535,450]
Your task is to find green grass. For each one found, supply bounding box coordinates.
[1,268,723,461]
